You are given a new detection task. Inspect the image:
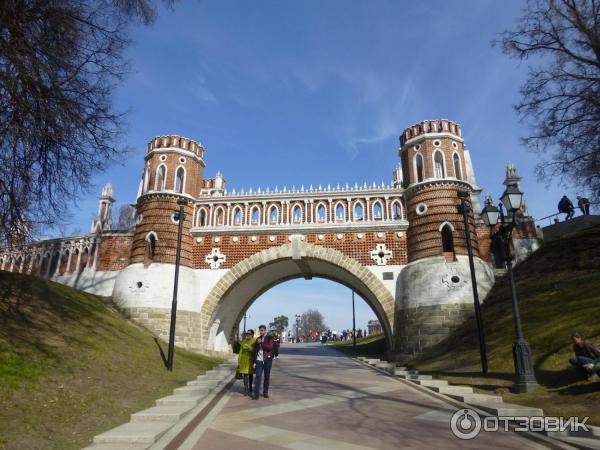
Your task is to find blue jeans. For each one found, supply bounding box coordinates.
[254,358,273,396]
[570,355,594,375]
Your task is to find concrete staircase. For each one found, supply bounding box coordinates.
[83,361,237,449]
[356,356,542,416]
[357,356,600,448]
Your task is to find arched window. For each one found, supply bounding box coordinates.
[434,151,445,178]
[335,203,345,221]
[198,209,207,227]
[293,205,302,223]
[233,207,242,225]
[145,232,157,266]
[354,203,364,221]
[17,257,23,273]
[251,206,260,225]
[215,208,224,226]
[69,249,79,273]
[415,154,424,182]
[143,164,150,192]
[392,201,403,220]
[453,153,462,180]
[317,204,326,222]
[269,206,278,224]
[373,202,383,220]
[441,224,454,252]
[155,165,167,191]
[174,166,185,193]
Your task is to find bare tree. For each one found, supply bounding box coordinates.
[0,0,171,246]
[498,0,600,204]
[300,309,327,338]
[116,204,135,230]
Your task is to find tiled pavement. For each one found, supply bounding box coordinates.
[185,343,549,450]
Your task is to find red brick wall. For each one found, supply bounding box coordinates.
[97,235,134,271]
[192,231,408,269]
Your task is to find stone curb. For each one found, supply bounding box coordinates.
[81,358,237,450]
[348,355,593,450]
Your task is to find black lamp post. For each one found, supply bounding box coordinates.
[481,188,539,393]
[166,197,188,371]
[457,191,488,374]
[352,290,357,350]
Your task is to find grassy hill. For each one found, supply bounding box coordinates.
[0,271,224,450]
[411,225,600,424]
[329,333,386,356]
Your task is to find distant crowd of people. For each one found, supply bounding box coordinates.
[557,195,591,220]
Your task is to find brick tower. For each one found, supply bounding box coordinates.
[396,119,494,355]
[112,135,207,349]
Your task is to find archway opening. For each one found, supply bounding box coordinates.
[240,278,382,347]
[201,243,395,355]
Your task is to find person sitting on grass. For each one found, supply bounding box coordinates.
[569,332,600,380]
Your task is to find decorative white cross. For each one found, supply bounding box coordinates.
[370,244,393,266]
[205,248,226,269]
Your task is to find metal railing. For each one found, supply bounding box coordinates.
[535,202,596,226]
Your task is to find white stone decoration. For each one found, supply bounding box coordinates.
[397,232,404,237]
[214,237,221,243]
[370,243,393,266]
[442,265,467,291]
[251,236,257,242]
[196,237,203,243]
[205,248,226,269]
[232,236,239,243]
[269,236,275,242]
[416,203,428,215]
[377,232,384,238]
[357,233,364,239]
[336,233,343,240]
[318,234,324,240]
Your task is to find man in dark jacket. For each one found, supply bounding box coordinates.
[252,324,275,399]
[569,332,600,379]
[558,195,575,220]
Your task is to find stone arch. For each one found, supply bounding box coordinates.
[200,240,395,353]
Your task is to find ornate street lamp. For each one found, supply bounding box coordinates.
[481,189,539,393]
[457,191,488,374]
[167,197,188,371]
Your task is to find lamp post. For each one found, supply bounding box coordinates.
[457,191,488,374]
[352,290,357,350]
[167,197,188,371]
[481,187,539,393]
[242,313,248,334]
[295,314,301,343]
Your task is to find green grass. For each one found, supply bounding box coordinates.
[410,225,600,424]
[0,271,224,450]
[329,333,386,356]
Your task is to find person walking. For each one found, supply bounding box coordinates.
[558,195,575,220]
[253,324,275,399]
[238,330,255,396]
[577,196,591,215]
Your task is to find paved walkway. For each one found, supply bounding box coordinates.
[184,343,548,449]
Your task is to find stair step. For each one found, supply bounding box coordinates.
[411,379,448,387]
[187,379,220,386]
[156,394,206,407]
[447,393,503,404]
[130,405,192,423]
[427,385,473,394]
[394,369,418,376]
[475,402,544,417]
[93,421,172,444]
[173,385,211,395]
[398,374,433,380]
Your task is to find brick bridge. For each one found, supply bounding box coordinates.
[0,119,539,358]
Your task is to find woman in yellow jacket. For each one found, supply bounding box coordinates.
[238,330,256,396]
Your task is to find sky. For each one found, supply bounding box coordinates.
[54,0,584,331]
